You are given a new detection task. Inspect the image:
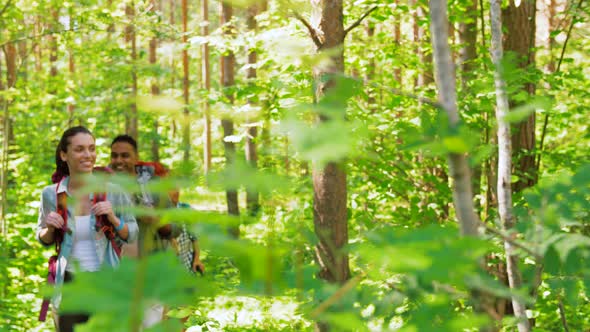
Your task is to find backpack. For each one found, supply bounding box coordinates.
[38,179,118,321]
[135,161,169,177]
[138,161,201,274]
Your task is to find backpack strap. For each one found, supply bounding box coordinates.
[93,193,122,258]
[39,183,68,321]
[55,183,68,253]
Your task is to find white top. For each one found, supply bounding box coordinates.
[66,215,100,272]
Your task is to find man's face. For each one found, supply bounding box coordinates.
[110,142,138,175]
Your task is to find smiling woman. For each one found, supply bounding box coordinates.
[36,126,138,332]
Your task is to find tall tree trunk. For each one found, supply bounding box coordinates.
[201,0,212,174]
[418,4,449,218]
[546,0,557,72]
[17,32,27,83]
[490,1,531,330]
[67,8,76,125]
[2,43,17,239]
[459,0,481,206]
[417,4,434,87]
[221,1,240,228]
[125,3,138,140]
[182,0,190,161]
[150,0,161,162]
[245,2,261,216]
[0,49,5,239]
[34,16,43,73]
[310,0,350,291]
[392,0,402,84]
[428,0,481,236]
[412,0,419,88]
[365,21,376,108]
[67,47,75,125]
[48,7,59,95]
[503,0,536,192]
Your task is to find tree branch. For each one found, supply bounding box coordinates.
[558,297,570,332]
[291,11,322,48]
[483,225,541,261]
[0,0,12,17]
[336,73,443,109]
[0,27,87,48]
[310,273,364,318]
[343,6,378,37]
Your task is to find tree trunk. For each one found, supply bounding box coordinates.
[490,1,531,330]
[201,0,212,174]
[503,0,536,192]
[67,47,75,125]
[365,21,376,108]
[150,0,161,162]
[48,7,59,95]
[34,16,43,73]
[1,43,17,239]
[221,1,240,228]
[418,4,449,218]
[458,0,481,206]
[125,3,138,140]
[428,0,481,236]
[417,4,434,87]
[245,2,261,216]
[412,0,419,88]
[393,0,402,84]
[310,0,350,290]
[182,0,190,161]
[17,34,27,83]
[0,48,5,238]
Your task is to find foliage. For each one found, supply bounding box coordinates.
[0,0,589,331]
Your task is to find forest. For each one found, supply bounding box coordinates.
[0,0,589,330]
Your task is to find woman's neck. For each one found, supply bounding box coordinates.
[67,173,87,192]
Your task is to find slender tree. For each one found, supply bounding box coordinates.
[181,0,190,161]
[417,3,433,87]
[490,1,531,330]
[365,20,376,108]
[245,1,261,216]
[458,0,482,205]
[0,49,5,238]
[34,16,43,73]
[294,0,376,292]
[125,2,138,140]
[201,0,212,173]
[150,0,161,162]
[67,8,76,126]
[392,0,402,84]
[48,7,59,95]
[309,0,349,286]
[428,0,481,236]
[502,0,536,191]
[1,43,17,239]
[220,1,240,225]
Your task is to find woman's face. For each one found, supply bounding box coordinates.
[60,133,96,175]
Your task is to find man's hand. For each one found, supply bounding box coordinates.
[192,258,205,275]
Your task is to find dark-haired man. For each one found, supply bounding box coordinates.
[110,135,180,327]
[110,134,180,256]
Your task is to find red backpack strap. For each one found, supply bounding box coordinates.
[41,184,67,322]
[55,183,68,252]
[93,193,121,258]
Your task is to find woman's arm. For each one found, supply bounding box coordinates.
[36,187,60,246]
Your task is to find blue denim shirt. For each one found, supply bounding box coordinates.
[36,176,138,308]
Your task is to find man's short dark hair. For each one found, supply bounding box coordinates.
[111,134,138,152]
